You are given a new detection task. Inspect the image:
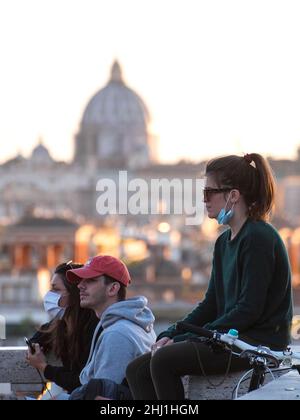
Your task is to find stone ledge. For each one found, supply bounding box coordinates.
[0,347,50,399]
[185,370,290,400]
[186,371,248,400]
[1,347,300,400]
[0,347,41,384]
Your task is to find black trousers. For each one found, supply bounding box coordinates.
[126,341,250,400]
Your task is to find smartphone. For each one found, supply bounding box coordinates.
[24,337,35,354]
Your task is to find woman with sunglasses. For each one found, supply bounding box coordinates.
[26,262,99,394]
[126,153,293,400]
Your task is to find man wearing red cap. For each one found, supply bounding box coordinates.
[66,255,156,400]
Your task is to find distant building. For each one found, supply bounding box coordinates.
[75,61,156,170]
[0,216,77,305]
[1,215,77,272]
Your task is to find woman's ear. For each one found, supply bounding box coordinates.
[230,189,241,203]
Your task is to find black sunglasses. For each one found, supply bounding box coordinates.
[203,187,233,202]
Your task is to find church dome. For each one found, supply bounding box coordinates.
[74,61,152,169]
[31,140,54,165]
[82,61,150,128]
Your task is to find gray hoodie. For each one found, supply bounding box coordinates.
[80,296,156,385]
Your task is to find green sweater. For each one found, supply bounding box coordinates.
[158,219,293,350]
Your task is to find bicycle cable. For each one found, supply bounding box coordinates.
[233,369,254,400]
[191,341,233,387]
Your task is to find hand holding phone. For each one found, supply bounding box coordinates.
[24,337,36,354]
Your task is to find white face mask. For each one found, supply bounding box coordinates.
[43,291,66,320]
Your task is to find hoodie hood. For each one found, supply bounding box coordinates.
[99,296,155,332]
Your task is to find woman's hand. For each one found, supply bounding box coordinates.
[26,343,47,373]
[151,337,174,354]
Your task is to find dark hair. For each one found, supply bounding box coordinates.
[41,262,98,368]
[205,153,276,221]
[103,275,127,302]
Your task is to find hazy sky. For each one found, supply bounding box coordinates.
[1,0,300,164]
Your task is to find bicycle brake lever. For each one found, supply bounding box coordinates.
[240,350,280,368]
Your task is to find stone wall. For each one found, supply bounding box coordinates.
[1,347,299,400]
[0,347,45,399]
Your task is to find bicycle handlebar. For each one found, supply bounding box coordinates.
[176,322,214,339]
[176,321,300,364]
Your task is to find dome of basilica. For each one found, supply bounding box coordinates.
[74,61,152,169]
[31,140,54,165]
[82,61,150,128]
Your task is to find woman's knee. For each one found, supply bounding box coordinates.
[150,346,173,374]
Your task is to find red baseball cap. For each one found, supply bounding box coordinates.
[66,255,131,287]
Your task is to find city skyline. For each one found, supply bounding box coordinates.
[1,0,300,164]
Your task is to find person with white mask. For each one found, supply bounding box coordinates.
[44,288,66,320]
[26,262,99,394]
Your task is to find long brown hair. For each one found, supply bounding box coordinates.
[42,262,98,368]
[205,153,276,221]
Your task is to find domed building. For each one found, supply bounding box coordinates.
[30,139,54,166]
[74,61,154,169]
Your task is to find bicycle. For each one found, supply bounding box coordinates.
[176,322,300,399]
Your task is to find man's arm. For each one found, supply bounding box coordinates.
[92,331,135,384]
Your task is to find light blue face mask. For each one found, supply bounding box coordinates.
[217,192,235,225]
